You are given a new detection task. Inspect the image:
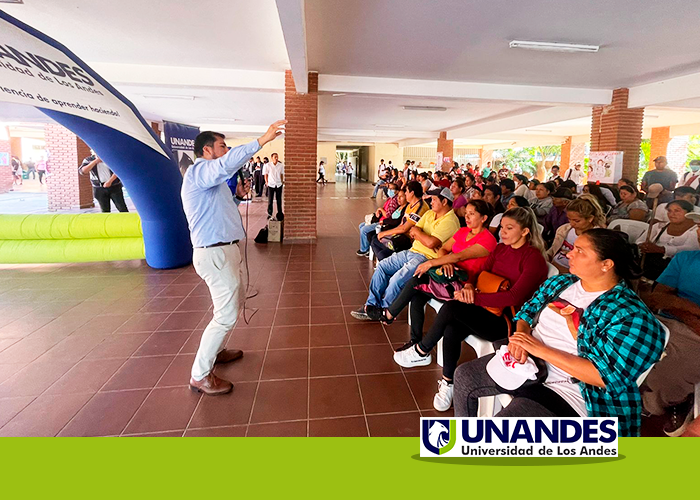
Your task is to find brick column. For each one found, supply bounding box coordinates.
[437,131,453,172]
[284,70,318,241]
[649,126,671,165]
[479,149,493,171]
[0,129,13,194]
[44,124,94,211]
[560,136,572,175]
[590,88,644,182]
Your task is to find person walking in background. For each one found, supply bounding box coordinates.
[36,157,47,185]
[317,161,327,185]
[347,162,354,184]
[25,158,36,180]
[264,152,284,220]
[11,156,22,186]
[79,151,129,213]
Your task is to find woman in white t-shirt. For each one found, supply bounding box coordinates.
[637,199,700,280]
[452,229,666,436]
[547,195,606,273]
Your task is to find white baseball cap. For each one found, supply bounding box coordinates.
[486,345,539,390]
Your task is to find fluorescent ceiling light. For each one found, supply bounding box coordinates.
[141,94,196,100]
[374,124,406,128]
[645,114,659,119]
[525,129,553,133]
[332,93,346,97]
[509,40,599,53]
[201,118,239,122]
[403,105,447,112]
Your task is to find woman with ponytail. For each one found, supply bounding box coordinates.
[393,207,548,412]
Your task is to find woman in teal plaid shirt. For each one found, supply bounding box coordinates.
[453,229,666,436]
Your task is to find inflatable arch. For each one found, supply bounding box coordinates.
[0,10,192,269]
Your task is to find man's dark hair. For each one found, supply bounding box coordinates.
[194,131,225,158]
[485,184,501,198]
[418,172,429,181]
[674,186,697,197]
[406,180,423,198]
[551,165,560,171]
[500,178,516,192]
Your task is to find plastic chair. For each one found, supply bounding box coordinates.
[537,223,544,235]
[694,382,700,419]
[609,219,649,243]
[547,263,559,278]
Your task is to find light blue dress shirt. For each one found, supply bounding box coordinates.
[181,140,261,248]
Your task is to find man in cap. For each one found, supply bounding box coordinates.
[642,156,678,205]
[351,187,460,321]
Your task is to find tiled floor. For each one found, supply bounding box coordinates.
[0,179,469,437]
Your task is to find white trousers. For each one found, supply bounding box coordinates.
[191,243,243,380]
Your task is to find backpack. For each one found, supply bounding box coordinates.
[254,227,268,244]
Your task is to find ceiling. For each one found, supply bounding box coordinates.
[305,0,700,88]
[3,0,700,147]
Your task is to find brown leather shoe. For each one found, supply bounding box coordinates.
[215,349,244,364]
[189,374,233,396]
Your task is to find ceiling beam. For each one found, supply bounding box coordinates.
[275,0,309,93]
[318,75,612,106]
[446,106,592,138]
[90,63,285,91]
[629,71,700,108]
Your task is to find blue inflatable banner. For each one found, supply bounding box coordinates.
[164,121,200,176]
[0,9,192,269]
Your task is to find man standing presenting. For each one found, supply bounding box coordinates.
[79,151,129,212]
[264,152,284,220]
[182,120,285,395]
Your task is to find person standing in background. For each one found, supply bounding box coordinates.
[36,157,47,185]
[317,161,327,185]
[79,151,129,212]
[347,161,354,184]
[264,152,284,220]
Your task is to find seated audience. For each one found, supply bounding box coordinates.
[393,207,548,411]
[513,174,533,200]
[382,200,497,344]
[490,195,530,239]
[371,181,429,261]
[500,178,516,207]
[542,187,573,244]
[608,185,648,223]
[470,186,484,200]
[484,184,505,215]
[651,186,700,225]
[356,182,399,256]
[547,195,607,273]
[531,182,554,224]
[583,182,614,213]
[636,200,700,280]
[452,229,666,437]
[640,238,700,436]
[450,177,469,219]
[528,179,541,191]
[463,172,477,201]
[351,188,460,321]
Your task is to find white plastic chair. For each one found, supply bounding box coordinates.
[537,223,544,235]
[547,263,559,278]
[694,382,700,420]
[609,219,649,243]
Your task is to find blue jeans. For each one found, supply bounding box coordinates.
[372,179,386,198]
[359,222,378,253]
[366,250,428,309]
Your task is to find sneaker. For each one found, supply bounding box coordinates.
[393,345,432,368]
[663,396,694,437]
[356,249,369,257]
[350,307,370,320]
[433,379,454,411]
[394,340,416,352]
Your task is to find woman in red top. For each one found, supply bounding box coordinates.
[393,206,548,411]
[383,200,497,347]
